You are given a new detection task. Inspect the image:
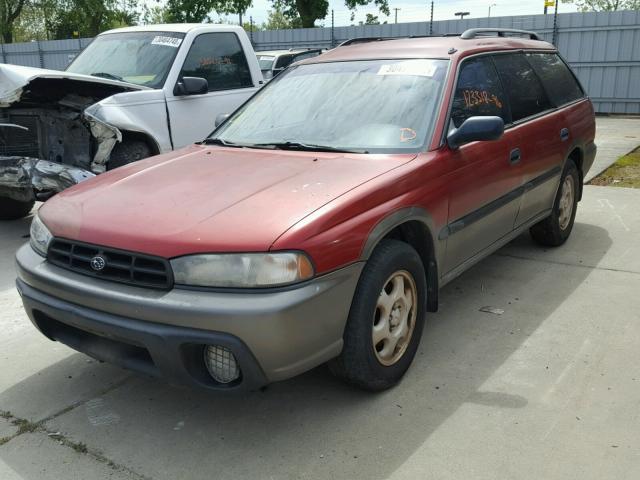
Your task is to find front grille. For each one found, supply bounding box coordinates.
[47,239,173,289]
[0,116,40,157]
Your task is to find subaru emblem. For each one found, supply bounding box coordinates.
[90,256,106,271]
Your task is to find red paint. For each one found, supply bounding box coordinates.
[39,37,596,276]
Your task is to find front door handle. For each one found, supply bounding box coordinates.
[560,128,570,141]
[509,148,521,165]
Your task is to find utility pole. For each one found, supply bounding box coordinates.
[429,1,434,35]
[454,11,470,20]
[488,3,496,18]
[331,10,335,47]
[394,7,401,24]
[551,0,559,45]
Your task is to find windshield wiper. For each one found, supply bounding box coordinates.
[90,72,124,82]
[201,137,244,148]
[251,141,369,154]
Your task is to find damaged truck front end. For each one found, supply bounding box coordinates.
[0,65,143,219]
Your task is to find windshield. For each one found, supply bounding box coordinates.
[213,59,449,153]
[66,31,185,88]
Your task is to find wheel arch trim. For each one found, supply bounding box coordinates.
[360,206,440,312]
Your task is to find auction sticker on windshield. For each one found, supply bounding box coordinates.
[151,36,182,48]
[378,59,437,77]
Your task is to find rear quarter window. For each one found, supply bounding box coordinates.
[526,53,584,107]
[492,53,552,122]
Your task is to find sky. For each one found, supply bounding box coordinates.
[142,0,580,28]
[242,0,580,27]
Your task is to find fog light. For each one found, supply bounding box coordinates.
[204,345,240,384]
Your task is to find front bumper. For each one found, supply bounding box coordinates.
[16,244,363,391]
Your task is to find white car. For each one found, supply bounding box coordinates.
[256,49,323,81]
[0,24,264,219]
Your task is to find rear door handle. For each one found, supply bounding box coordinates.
[560,128,570,141]
[509,148,521,165]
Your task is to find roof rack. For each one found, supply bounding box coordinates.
[460,28,540,40]
[337,37,394,47]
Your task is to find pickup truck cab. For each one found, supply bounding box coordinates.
[17,29,596,392]
[0,24,263,219]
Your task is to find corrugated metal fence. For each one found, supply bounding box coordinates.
[1,10,639,113]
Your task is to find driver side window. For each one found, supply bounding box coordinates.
[451,57,510,129]
[179,32,253,92]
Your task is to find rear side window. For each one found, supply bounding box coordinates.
[492,53,552,122]
[451,56,510,129]
[526,53,584,106]
[179,33,253,92]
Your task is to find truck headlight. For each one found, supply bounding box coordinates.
[30,214,52,257]
[170,252,314,288]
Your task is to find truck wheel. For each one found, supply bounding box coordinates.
[329,239,427,391]
[107,140,152,170]
[530,159,579,247]
[0,197,35,220]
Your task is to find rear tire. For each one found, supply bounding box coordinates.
[530,159,579,247]
[329,239,427,391]
[0,197,35,220]
[107,140,152,170]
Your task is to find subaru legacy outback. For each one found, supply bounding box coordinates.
[16,29,596,391]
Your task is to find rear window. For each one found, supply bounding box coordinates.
[526,53,584,106]
[492,53,552,122]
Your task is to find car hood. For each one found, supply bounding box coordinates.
[0,64,147,107]
[40,144,417,258]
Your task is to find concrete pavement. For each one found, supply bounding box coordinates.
[0,119,639,479]
[585,116,640,182]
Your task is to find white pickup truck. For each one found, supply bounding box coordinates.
[0,24,264,219]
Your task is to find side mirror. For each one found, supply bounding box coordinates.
[215,113,230,127]
[272,67,285,77]
[174,77,208,96]
[447,116,504,150]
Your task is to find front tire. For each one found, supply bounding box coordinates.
[530,159,579,247]
[107,140,152,170]
[0,197,35,220]
[329,239,427,391]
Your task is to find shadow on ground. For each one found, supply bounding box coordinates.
[0,223,612,480]
[0,214,33,291]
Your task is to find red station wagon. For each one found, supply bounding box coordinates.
[17,28,596,391]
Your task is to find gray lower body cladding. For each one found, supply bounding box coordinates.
[15,244,363,391]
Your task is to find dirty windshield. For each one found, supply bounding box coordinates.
[213,59,449,153]
[66,31,185,88]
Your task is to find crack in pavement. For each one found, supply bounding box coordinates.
[0,375,151,479]
[494,252,640,275]
[41,374,133,424]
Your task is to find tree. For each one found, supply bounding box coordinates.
[263,6,302,29]
[561,0,640,11]
[0,0,27,42]
[49,0,138,39]
[165,0,217,23]
[165,0,253,24]
[364,13,379,24]
[142,4,169,25]
[276,0,389,28]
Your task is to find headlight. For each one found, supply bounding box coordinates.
[30,213,52,256]
[170,252,314,288]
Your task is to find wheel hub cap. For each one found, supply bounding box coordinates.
[372,270,418,366]
[558,174,574,231]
